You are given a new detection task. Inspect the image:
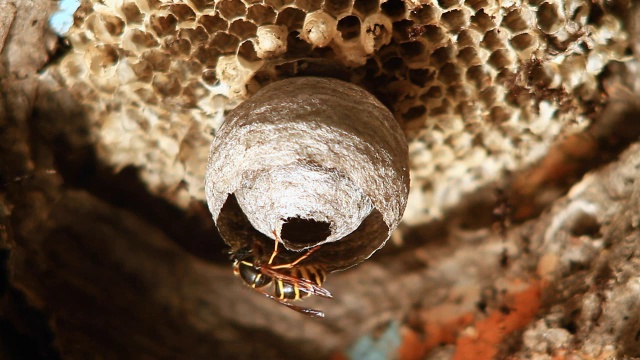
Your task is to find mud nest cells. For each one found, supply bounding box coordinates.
[49,0,631,223]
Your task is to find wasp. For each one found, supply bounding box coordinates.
[231,231,332,317]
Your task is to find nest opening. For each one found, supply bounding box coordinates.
[280,217,332,246]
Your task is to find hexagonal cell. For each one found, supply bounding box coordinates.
[409,4,439,25]
[337,15,361,41]
[85,13,122,42]
[381,0,405,19]
[401,105,427,121]
[470,9,496,32]
[481,28,507,51]
[246,4,277,24]
[149,14,178,37]
[133,87,159,105]
[479,85,498,106]
[172,59,203,82]
[129,59,153,82]
[423,85,444,99]
[146,0,163,11]
[215,55,259,97]
[276,7,307,29]
[120,2,143,24]
[408,68,433,86]
[487,49,514,70]
[237,40,261,62]
[140,49,171,72]
[193,43,222,67]
[179,80,209,108]
[510,32,537,53]
[399,41,427,64]
[284,30,313,56]
[199,14,228,33]
[441,8,469,33]
[390,19,415,42]
[322,0,353,17]
[437,0,462,10]
[59,56,85,79]
[447,83,471,101]
[216,0,247,20]
[99,13,125,37]
[527,0,546,8]
[429,98,452,115]
[489,106,512,123]
[526,61,552,87]
[294,0,323,12]
[302,11,337,48]
[201,68,218,86]
[229,19,258,40]
[537,1,565,34]
[381,56,403,74]
[168,3,197,22]
[122,29,160,52]
[457,46,481,66]
[165,58,198,84]
[361,14,392,53]
[457,29,481,47]
[162,37,191,58]
[501,8,531,33]
[211,32,240,53]
[466,65,492,90]
[353,0,378,17]
[430,45,455,67]
[187,0,216,12]
[464,0,489,11]
[421,24,447,44]
[255,25,288,58]
[85,44,119,74]
[438,62,462,84]
[178,27,209,47]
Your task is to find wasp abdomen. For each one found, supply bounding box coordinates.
[237,261,272,288]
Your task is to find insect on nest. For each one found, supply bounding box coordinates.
[231,230,333,318]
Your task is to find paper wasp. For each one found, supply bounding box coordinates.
[231,231,332,317]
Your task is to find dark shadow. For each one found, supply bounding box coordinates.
[281,217,331,246]
[28,88,227,264]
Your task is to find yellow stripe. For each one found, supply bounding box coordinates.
[252,274,261,288]
[293,283,301,300]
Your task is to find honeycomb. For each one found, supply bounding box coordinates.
[48,0,631,222]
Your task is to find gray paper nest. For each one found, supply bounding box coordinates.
[205,77,410,272]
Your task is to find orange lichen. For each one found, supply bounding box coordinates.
[453,281,543,360]
[397,281,544,360]
[398,311,475,360]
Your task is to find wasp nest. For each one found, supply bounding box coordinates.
[48,0,631,223]
[205,77,409,270]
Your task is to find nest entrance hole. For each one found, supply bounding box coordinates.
[281,217,331,246]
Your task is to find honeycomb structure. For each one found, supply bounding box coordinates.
[48,0,631,221]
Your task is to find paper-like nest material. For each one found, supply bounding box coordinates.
[205,77,409,270]
[47,0,631,225]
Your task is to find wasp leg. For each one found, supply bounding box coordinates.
[270,230,321,269]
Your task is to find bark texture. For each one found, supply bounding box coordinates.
[1,1,640,359]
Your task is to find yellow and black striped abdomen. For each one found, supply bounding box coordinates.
[274,266,326,300]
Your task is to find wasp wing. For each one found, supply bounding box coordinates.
[260,266,333,299]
